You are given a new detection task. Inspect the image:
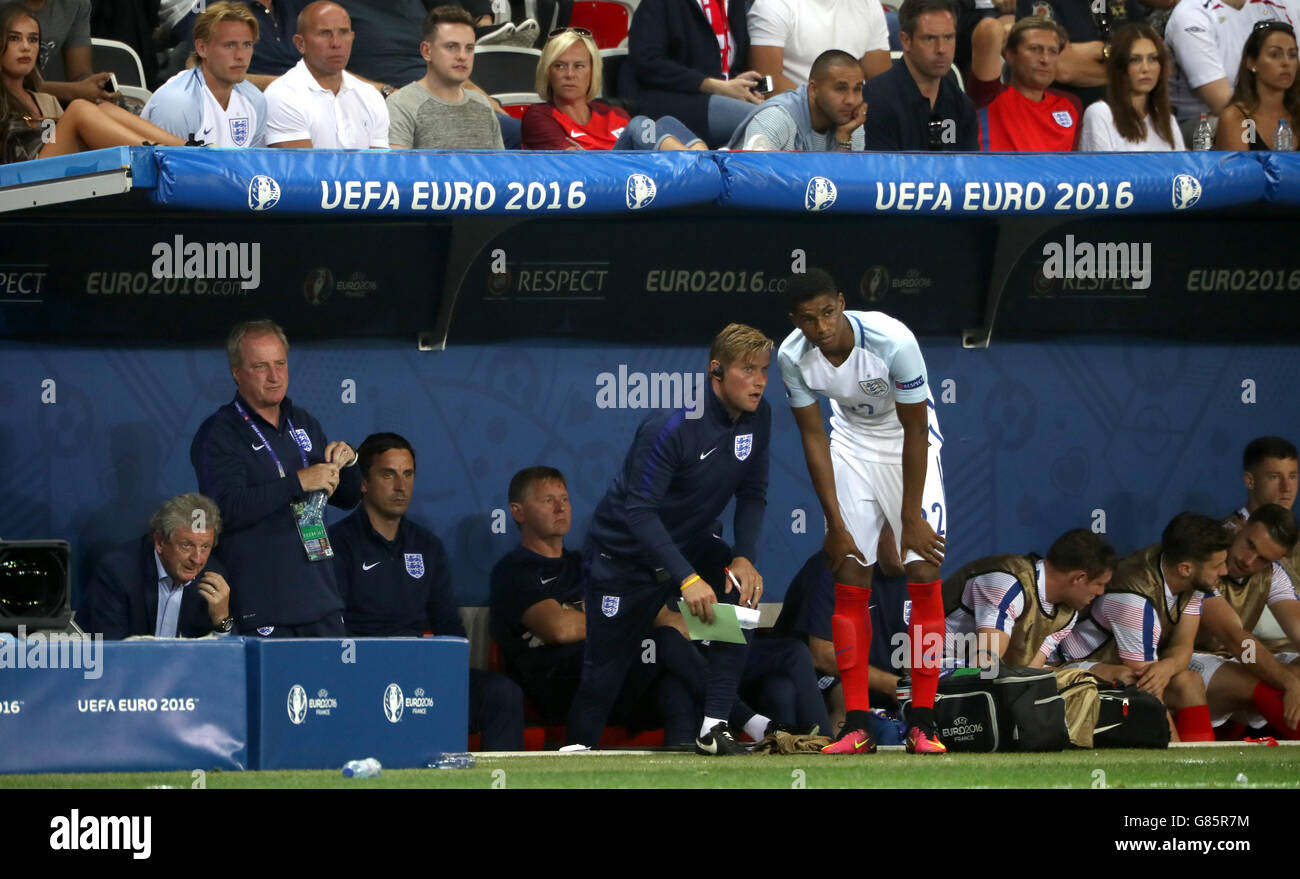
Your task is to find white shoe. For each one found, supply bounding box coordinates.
[558,743,591,753]
[507,18,540,47]
[477,22,515,45]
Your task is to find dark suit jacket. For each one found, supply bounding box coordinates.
[623,0,750,141]
[81,536,225,639]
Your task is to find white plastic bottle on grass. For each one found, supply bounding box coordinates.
[342,758,382,779]
[1192,113,1214,151]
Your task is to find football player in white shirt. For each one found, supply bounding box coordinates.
[264,1,390,149]
[144,2,267,148]
[777,268,948,754]
[1191,505,1300,738]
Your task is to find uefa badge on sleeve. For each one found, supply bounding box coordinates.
[404,553,425,579]
[734,434,753,461]
[601,595,620,618]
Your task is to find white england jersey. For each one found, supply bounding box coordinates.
[199,77,260,148]
[778,310,939,463]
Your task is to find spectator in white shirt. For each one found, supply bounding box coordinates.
[144,2,267,147]
[264,1,389,147]
[1165,0,1300,124]
[1081,23,1185,152]
[748,0,892,94]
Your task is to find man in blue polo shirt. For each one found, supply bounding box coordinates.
[565,323,776,755]
[191,319,360,637]
[863,0,979,151]
[329,432,524,751]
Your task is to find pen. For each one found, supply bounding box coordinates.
[725,567,752,607]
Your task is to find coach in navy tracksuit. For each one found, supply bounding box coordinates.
[566,323,776,754]
[191,320,360,637]
[328,432,525,751]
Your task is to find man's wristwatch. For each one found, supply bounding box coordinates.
[1101,43,1112,61]
[214,616,235,633]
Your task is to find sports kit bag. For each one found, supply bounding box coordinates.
[900,665,1069,752]
[1093,682,1170,748]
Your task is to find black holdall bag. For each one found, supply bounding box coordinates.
[1093,682,1170,748]
[900,665,1069,752]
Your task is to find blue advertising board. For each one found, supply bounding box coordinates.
[245,637,468,770]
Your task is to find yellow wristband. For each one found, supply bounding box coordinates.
[680,574,701,591]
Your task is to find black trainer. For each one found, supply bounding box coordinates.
[695,721,751,756]
[763,720,821,737]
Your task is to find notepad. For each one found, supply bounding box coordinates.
[677,602,761,643]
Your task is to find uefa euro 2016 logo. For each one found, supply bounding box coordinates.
[383,683,404,723]
[287,684,308,725]
[248,175,281,211]
[805,177,837,212]
[626,174,656,210]
[1171,174,1202,211]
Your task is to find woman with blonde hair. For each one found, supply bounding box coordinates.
[1080,22,1184,151]
[521,27,707,150]
[1214,20,1298,150]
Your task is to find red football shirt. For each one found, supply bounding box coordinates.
[520,101,631,150]
[977,85,1082,151]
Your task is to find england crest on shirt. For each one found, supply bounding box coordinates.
[859,378,889,397]
[734,433,753,461]
[291,428,313,452]
[229,116,250,146]
[602,595,620,617]
[1052,111,1074,128]
[405,553,425,578]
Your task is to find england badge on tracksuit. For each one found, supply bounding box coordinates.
[405,553,425,578]
[292,428,313,452]
[734,434,753,461]
[601,595,620,617]
[230,116,250,146]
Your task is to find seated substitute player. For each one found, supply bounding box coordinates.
[565,323,776,756]
[1057,512,1232,742]
[941,528,1117,670]
[490,465,711,745]
[1190,503,1300,738]
[1226,435,1299,569]
[778,267,950,754]
[144,2,268,147]
[82,493,235,639]
[329,432,524,751]
[728,49,867,151]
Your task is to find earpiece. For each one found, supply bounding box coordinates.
[711,364,724,379]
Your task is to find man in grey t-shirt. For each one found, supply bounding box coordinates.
[24,0,116,104]
[728,49,866,151]
[387,4,504,149]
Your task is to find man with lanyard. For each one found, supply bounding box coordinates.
[565,323,776,755]
[191,319,360,637]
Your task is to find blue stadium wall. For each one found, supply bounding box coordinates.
[1,336,1294,609]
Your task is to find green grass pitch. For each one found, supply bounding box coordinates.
[2,746,1298,789]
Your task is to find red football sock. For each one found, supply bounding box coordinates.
[1175,705,1215,742]
[907,580,944,711]
[1251,682,1300,739]
[831,583,872,714]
